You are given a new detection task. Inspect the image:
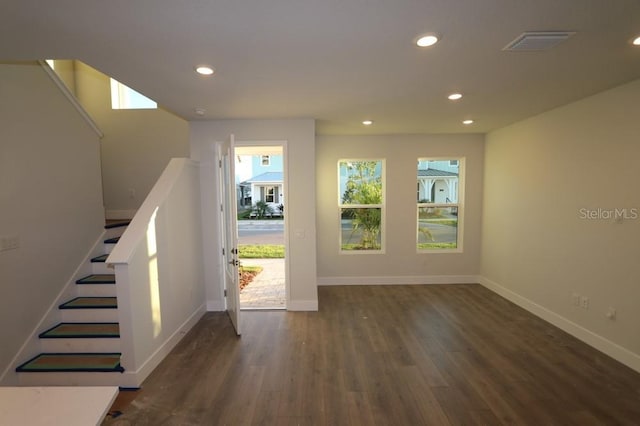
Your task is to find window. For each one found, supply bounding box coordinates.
[110,78,157,110]
[261,155,270,166]
[417,158,463,251]
[265,186,276,203]
[339,160,384,252]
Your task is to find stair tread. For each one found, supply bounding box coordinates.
[104,220,131,229]
[76,274,115,284]
[16,353,124,373]
[104,236,120,244]
[40,322,120,338]
[59,297,117,309]
[90,254,109,263]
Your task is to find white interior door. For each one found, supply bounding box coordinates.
[219,134,241,335]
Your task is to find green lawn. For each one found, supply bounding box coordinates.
[238,244,285,258]
[239,265,263,274]
[419,219,458,227]
[417,242,457,249]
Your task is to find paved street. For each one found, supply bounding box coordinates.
[238,220,284,244]
[339,219,458,245]
[417,221,457,243]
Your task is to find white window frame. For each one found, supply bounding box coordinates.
[264,186,276,203]
[417,157,464,253]
[338,159,385,254]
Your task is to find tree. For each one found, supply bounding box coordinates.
[341,161,382,249]
[253,200,273,219]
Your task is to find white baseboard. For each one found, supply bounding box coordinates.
[317,275,479,286]
[105,209,137,220]
[207,300,225,312]
[126,304,206,387]
[478,276,640,374]
[287,299,318,311]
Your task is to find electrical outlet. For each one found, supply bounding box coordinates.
[580,296,589,310]
[572,293,580,306]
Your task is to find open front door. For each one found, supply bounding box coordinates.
[219,134,241,335]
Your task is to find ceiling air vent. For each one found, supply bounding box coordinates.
[503,31,575,51]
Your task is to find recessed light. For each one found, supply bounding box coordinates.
[448,93,463,100]
[195,65,214,76]
[195,108,206,116]
[362,120,373,126]
[416,34,439,47]
[462,119,474,125]
[633,36,640,46]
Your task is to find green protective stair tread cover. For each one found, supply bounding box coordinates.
[59,297,117,309]
[39,322,120,338]
[104,221,131,229]
[16,353,124,372]
[91,254,109,262]
[76,274,115,284]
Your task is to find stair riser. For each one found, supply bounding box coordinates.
[18,371,126,387]
[105,226,128,240]
[91,262,115,275]
[61,309,118,323]
[75,284,117,297]
[15,224,127,388]
[40,339,121,353]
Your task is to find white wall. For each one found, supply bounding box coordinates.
[481,78,640,372]
[48,60,77,96]
[74,62,189,219]
[0,62,105,381]
[316,134,484,284]
[108,159,206,386]
[190,119,318,310]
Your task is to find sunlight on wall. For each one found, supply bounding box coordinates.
[146,208,162,338]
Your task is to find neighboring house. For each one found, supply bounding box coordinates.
[237,154,284,213]
[252,154,283,173]
[241,171,284,216]
[235,155,253,207]
[417,160,459,203]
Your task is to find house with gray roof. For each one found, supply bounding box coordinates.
[417,160,459,203]
[241,171,284,216]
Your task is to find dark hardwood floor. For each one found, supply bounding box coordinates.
[104,285,640,425]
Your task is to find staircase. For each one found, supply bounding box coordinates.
[15,221,130,386]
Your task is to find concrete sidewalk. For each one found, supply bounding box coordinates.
[239,258,285,309]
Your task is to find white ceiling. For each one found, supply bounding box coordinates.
[1,0,639,135]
